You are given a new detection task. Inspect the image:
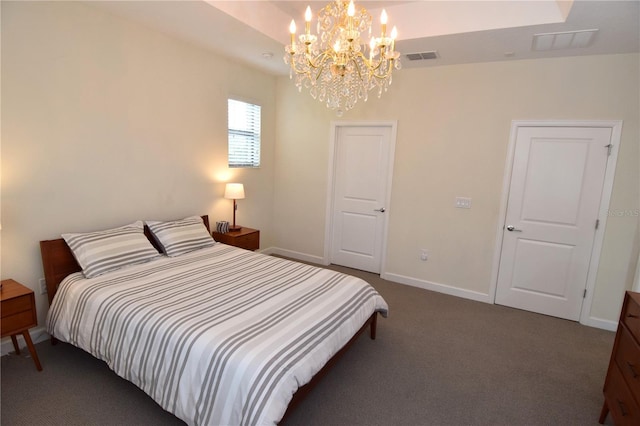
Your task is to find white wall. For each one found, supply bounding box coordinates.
[274,53,640,325]
[1,2,277,330]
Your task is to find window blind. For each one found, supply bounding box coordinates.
[228,99,261,168]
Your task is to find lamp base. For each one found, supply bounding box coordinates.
[229,226,242,232]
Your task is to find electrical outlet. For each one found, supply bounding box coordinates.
[420,249,429,261]
[455,197,472,209]
[39,278,47,295]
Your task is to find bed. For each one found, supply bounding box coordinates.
[40,215,388,425]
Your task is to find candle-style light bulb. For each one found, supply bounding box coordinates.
[347,0,355,17]
[369,36,375,61]
[380,9,388,36]
[390,26,398,50]
[304,6,312,35]
[347,1,355,31]
[334,40,341,52]
[289,20,296,49]
[380,9,388,24]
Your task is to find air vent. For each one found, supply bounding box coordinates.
[532,29,598,51]
[406,51,439,61]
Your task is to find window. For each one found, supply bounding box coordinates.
[228,99,261,168]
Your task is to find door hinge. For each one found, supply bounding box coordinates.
[583,289,587,298]
[605,144,613,156]
[595,219,600,230]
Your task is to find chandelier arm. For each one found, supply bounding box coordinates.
[364,52,390,74]
[288,53,322,75]
[312,51,335,69]
[290,50,334,73]
[370,60,395,80]
[311,55,328,83]
[289,50,336,89]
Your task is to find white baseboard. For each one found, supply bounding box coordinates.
[384,272,619,331]
[263,247,492,303]
[1,326,49,356]
[382,272,492,304]
[261,247,328,266]
[581,316,618,332]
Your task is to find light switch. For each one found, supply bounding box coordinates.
[455,197,472,209]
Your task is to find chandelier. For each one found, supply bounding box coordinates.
[284,0,401,115]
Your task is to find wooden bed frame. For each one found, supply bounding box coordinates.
[39,214,379,423]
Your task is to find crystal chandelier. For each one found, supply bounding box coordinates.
[284,0,401,115]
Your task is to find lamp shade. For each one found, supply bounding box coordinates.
[224,183,245,200]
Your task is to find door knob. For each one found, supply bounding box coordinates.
[374,208,386,213]
[506,225,522,232]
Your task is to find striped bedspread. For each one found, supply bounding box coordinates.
[47,243,388,425]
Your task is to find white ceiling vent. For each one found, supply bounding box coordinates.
[406,51,439,61]
[532,29,599,51]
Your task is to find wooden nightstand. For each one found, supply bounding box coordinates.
[213,226,260,251]
[1,279,43,371]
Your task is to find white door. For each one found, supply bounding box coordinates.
[495,126,612,320]
[329,125,394,273]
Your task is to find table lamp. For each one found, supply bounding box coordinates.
[224,183,245,232]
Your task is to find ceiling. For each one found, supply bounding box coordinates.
[90,0,640,76]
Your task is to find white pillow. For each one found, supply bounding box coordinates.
[146,216,215,257]
[62,221,160,279]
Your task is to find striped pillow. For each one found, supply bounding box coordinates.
[147,216,215,257]
[62,221,160,279]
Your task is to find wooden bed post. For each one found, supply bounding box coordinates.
[280,311,381,423]
[370,312,378,340]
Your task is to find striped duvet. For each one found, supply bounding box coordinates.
[47,243,388,425]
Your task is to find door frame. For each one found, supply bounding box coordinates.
[323,121,398,275]
[489,120,623,327]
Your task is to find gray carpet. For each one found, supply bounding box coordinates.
[1,264,616,425]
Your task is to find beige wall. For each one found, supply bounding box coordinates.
[274,53,640,324]
[1,1,638,333]
[1,2,277,327]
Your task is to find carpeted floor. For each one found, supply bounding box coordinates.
[1,264,616,425]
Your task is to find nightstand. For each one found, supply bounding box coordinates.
[213,226,260,251]
[1,279,43,371]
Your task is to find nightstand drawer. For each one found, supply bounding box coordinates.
[604,362,640,425]
[213,227,260,251]
[232,233,259,251]
[0,279,42,371]
[623,295,640,342]
[1,310,37,336]
[614,326,640,401]
[1,294,32,318]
